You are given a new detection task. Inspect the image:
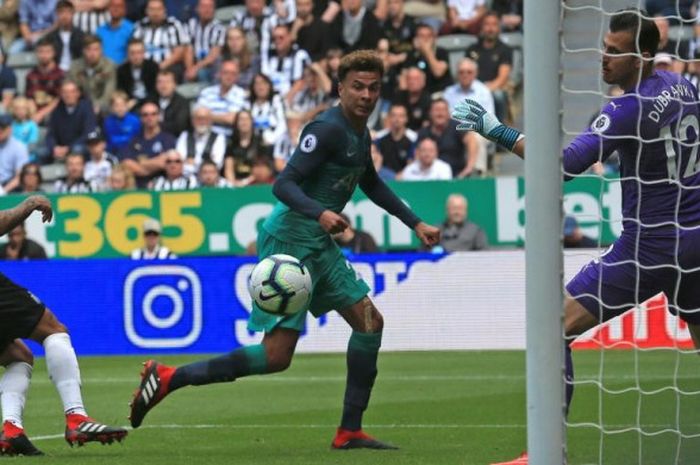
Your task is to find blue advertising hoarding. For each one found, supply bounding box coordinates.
[0,254,444,356]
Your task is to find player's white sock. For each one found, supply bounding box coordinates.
[0,362,32,429]
[43,333,87,416]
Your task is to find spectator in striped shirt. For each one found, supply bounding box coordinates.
[220,26,260,89]
[130,218,176,259]
[248,73,286,148]
[149,149,198,191]
[175,106,226,177]
[96,0,134,64]
[231,0,273,56]
[287,62,331,127]
[53,152,96,193]
[72,0,110,34]
[45,0,86,72]
[261,24,310,99]
[68,34,116,116]
[132,0,191,80]
[25,39,65,123]
[196,60,248,136]
[184,0,226,83]
[12,0,56,54]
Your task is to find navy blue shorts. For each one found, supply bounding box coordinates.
[566,228,700,325]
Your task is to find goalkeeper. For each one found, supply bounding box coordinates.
[453,8,700,465]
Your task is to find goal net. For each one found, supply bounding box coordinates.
[557,1,700,464]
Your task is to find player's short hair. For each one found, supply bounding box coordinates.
[338,50,384,82]
[83,34,101,48]
[199,159,218,171]
[609,8,660,56]
[157,69,176,80]
[56,0,75,11]
[128,38,145,49]
[110,90,129,104]
[36,38,54,49]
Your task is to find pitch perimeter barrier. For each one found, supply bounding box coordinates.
[5,176,622,258]
[0,251,690,356]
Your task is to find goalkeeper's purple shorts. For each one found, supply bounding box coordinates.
[566,228,700,325]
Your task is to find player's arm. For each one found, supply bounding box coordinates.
[451,99,620,178]
[0,195,52,235]
[359,158,440,247]
[272,123,344,232]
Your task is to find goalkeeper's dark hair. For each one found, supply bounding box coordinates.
[609,8,660,56]
[338,50,384,82]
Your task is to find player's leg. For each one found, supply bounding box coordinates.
[129,327,300,428]
[0,340,43,456]
[331,297,396,450]
[27,309,127,446]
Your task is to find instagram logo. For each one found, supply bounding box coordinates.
[124,266,202,349]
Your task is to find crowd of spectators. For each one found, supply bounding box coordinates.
[0,0,529,195]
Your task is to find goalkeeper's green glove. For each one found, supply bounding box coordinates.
[451,99,523,152]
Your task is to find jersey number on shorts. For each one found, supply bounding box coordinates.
[662,113,700,181]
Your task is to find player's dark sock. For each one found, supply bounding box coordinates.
[565,344,574,416]
[169,344,268,390]
[340,331,382,431]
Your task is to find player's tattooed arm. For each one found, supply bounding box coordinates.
[0,195,53,236]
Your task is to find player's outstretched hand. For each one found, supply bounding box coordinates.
[414,222,440,247]
[25,195,53,223]
[452,99,522,152]
[452,99,501,135]
[319,210,349,234]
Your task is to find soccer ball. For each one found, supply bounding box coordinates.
[248,254,312,316]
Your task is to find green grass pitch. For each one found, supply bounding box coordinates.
[14,350,700,464]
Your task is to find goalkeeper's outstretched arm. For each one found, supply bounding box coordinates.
[452,98,602,177]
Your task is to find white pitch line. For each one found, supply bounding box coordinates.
[27,373,699,384]
[30,422,700,442]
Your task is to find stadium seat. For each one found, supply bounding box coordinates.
[500,32,523,50]
[215,5,245,23]
[668,25,694,42]
[40,163,66,183]
[6,52,37,69]
[437,34,478,80]
[177,82,208,101]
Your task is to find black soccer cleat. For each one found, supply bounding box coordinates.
[0,432,45,456]
[64,418,128,447]
[129,360,174,428]
[331,428,399,450]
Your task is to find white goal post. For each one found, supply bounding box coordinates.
[524,1,566,465]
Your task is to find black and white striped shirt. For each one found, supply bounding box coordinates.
[133,17,191,63]
[131,246,177,260]
[187,17,226,62]
[260,45,310,96]
[53,178,96,194]
[74,10,111,34]
[151,175,199,191]
[231,9,272,53]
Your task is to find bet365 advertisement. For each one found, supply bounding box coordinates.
[2,176,623,258]
[0,251,691,355]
